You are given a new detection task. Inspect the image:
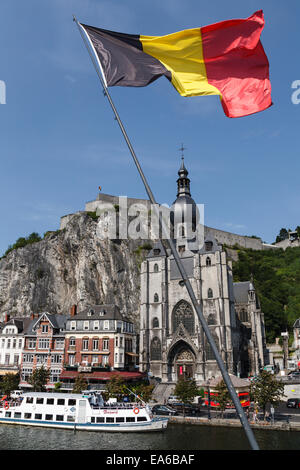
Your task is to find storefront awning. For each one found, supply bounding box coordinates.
[0,369,19,376]
[60,370,145,381]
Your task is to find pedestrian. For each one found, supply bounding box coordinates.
[253,407,258,423]
[270,405,275,424]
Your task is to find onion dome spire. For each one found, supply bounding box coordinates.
[177,156,191,197]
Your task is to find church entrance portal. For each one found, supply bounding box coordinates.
[167,341,196,382]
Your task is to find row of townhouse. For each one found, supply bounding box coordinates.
[0,305,143,392]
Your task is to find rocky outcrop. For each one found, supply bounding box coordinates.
[0,213,151,326]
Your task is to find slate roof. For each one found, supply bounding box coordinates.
[3,317,32,333]
[204,374,250,389]
[72,304,128,322]
[233,281,252,303]
[26,313,69,335]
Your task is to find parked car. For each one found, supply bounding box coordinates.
[288,371,300,380]
[11,390,23,399]
[286,398,300,408]
[167,395,179,404]
[170,402,201,416]
[151,405,178,416]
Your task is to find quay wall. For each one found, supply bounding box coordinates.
[168,415,299,432]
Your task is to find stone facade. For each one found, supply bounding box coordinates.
[139,160,268,384]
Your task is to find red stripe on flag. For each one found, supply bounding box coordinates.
[201,10,272,118]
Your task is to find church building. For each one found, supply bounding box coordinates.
[139,158,268,384]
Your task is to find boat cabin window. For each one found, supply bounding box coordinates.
[56,415,64,421]
[14,412,21,418]
[26,397,34,404]
[126,417,135,423]
[67,415,75,422]
[57,399,65,406]
[36,398,44,404]
[35,414,42,420]
[68,399,76,406]
[137,417,147,422]
[116,417,125,423]
[46,398,54,405]
[24,413,32,419]
[45,414,53,421]
[106,417,114,423]
[5,412,11,417]
[91,417,105,423]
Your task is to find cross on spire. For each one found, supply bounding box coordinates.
[179,143,187,159]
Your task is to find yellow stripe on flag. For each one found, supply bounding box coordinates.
[140,28,221,97]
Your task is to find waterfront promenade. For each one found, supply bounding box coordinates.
[168,412,300,432]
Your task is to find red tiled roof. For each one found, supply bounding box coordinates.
[60,370,145,381]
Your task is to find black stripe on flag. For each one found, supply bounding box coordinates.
[82,24,171,87]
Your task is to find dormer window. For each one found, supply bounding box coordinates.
[88,309,94,317]
[83,321,89,330]
[153,249,161,256]
[42,325,48,333]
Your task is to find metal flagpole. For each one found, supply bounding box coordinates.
[73,16,259,451]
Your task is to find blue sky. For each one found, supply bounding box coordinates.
[0,0,299,256]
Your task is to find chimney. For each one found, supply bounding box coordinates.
[4,313,10,323]
[70,304,77,317]
[30,313,35,320]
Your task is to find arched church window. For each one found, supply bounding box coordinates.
[205,333,219,360]
[150,337,161,361]
[152,317,159,328]
[154,263,159,273]
[172,300,195,335]
[207,314,215,325]
[154,293,159,303]
[240,309,249,322]
[207,288,213,299]
[206,257,211,267]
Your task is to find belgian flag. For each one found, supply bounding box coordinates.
[81,10,272,118]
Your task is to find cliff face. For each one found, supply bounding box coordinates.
[0,213,149,326]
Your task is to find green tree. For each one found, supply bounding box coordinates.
[214,379,233,418]
[54,382,62,392]
[250,370,285,420]
[0,373,20,397]
[128,382,154,403]
[174,378,200,417]
[72,375,88,394]
[275,228,289,243]
[28,366,50,392]
[105,375,127,400]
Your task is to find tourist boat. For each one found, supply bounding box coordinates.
[0,392,168,432]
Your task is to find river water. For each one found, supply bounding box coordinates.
[0,423,299,451]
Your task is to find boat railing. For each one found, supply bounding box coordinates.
[90,402,146,410]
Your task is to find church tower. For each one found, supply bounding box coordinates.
[139,158,240,384]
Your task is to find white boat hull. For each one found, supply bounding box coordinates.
[0,416,168,432]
